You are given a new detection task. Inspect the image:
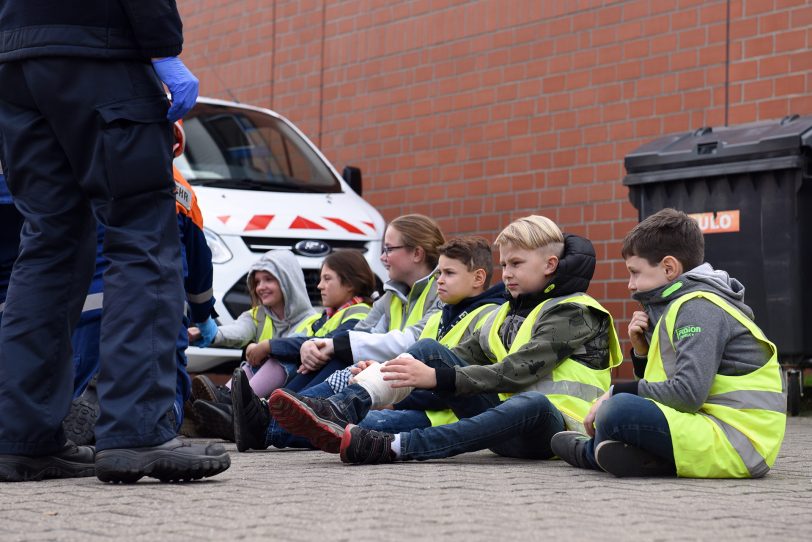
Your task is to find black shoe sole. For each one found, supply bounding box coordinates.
[192,375,219,403]
[232,369,268,452]
[62,396,100,446]
[594,440,675,477]
[268,389,344,453]
[193,401,235,442]
[0,455,95,482]
[95,448,230,484]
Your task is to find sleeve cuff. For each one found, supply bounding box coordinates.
[630,347,648,380]
[434,367,457,393]
[333,333,352,363]
[612,380,640,396]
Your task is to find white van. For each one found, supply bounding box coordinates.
[176,98,387,371]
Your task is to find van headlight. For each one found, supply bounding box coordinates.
[203,227,233,264]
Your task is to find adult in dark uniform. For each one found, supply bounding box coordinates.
[0,1,230,483]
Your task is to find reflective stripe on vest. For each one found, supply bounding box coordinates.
[483,295,622,432]
[251,306,275,342]
[645,291,786,478]
[419,303,499,427]
[388,276,436,331]
[313,303,371,338]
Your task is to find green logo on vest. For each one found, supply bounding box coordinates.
[675,325,702,341]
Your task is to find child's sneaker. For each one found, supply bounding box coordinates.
[192,374,231,405]
[550,431,595,470]
[192,400,234,442]
[231,368,270,452]
[594,440,675,477]
[267,389,348,453]
[339,424,395,464]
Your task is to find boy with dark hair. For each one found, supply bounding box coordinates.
[552,208,786,478]
[268,216,622,464]
[229,236,505,451]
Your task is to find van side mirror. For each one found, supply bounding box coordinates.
[342,166,363,196]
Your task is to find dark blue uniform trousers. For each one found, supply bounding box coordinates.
[0,57,183,454]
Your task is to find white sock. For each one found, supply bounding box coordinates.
[391,434,401,458]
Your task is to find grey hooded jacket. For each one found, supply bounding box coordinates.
[615,263,775,412]
[212,250,316,347]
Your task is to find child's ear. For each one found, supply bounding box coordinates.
[544,255,559,276]
[472,268,487,288]
[412,245,425,263]
[661,255,683,281]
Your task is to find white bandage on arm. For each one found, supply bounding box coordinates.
[353,355,414,408]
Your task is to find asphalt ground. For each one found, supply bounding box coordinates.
[1,414,810,541]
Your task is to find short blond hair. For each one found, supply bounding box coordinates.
[495,215,564,256]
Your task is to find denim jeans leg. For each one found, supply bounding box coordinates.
[399,392,566,461]
[584,393,676,469]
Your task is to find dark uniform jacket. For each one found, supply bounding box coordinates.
[0,0,183,61]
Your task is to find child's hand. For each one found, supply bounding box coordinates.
[348,360,378,384]
[299,339,332,370]
[381,356,437,389]
[628,310,650,356]
[245,342,270,366]
[187,327,201,343]
[584,390,611,437]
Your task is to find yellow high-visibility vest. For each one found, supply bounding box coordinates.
[388,276,436,331]
[644,291,785,478]
[417,303,499,426]
[483,295,622,432]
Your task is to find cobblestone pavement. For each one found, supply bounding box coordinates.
[1,416,810,541]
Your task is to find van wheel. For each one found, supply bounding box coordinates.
[787,369,801,416]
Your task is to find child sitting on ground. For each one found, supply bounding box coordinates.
[268,215,622,464]
[189,249,316,438]
[551,208,786,478]
[229,236,505,452]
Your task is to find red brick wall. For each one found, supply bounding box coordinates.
[180,0,812,376]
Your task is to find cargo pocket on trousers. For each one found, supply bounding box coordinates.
[96,96,174,200]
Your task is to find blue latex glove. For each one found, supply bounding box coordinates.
[193,317,218,348]
[151,57,199,122]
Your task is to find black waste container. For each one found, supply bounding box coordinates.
[623,115,812,414]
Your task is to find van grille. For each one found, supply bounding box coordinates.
[241,236,368,254]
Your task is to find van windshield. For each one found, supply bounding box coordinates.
[175,103,341,193]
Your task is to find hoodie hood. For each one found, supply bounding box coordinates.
[507,233,596,311]
[633,262,753,327]
[247,250,316,335]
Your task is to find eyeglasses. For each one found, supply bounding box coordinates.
[381,245,407,255]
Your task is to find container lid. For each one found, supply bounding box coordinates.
[624,115,812,185]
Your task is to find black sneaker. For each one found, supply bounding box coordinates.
[193,400,235,442]
[95,437,230,483]
[339,424,395,464]
[268,389,349,453]
[231,368,270,452]
[62,384,100,446]
[192,375,231,405]
[0,441,96,482]
[550,431,596,470]
[594,440,676,477]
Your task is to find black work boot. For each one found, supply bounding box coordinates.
[95,438,230,483]
[0,441,96,482]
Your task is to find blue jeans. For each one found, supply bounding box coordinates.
[583,393,675,470]
[400,392,565,460]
